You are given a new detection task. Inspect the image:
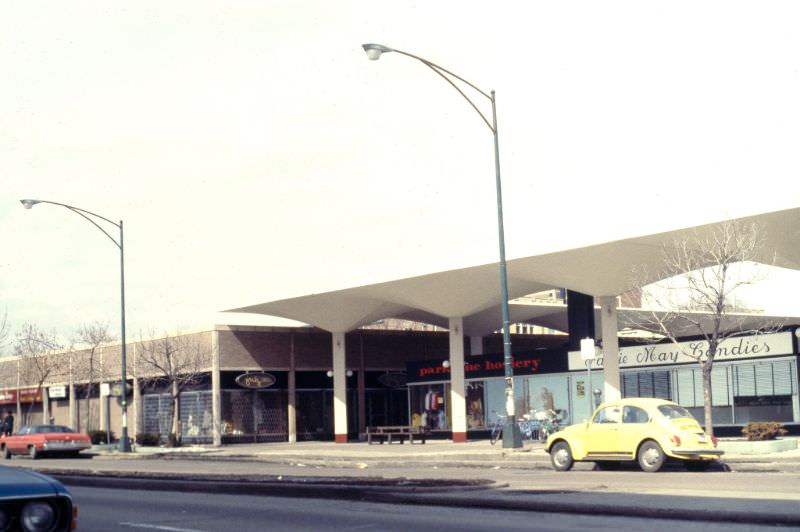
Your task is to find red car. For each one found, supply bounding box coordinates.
[1,424,92,459]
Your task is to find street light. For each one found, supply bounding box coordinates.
[20,199,132,452]
[362,43,522,448]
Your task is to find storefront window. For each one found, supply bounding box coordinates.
[631,359,798,425]
[732,360,797,423]
[466,382,486,429]
[523,375,571,426]
[409,384,449,430]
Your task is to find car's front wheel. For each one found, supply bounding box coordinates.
[28,446,39,460]
[637,440,665,472]
[550,441,574,471]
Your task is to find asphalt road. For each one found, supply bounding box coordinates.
[71,485,790,532]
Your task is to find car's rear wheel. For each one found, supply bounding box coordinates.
[550,441,574,471]
[2,446,10,460]
[685,460,712,472]
[637,440,665,472]
[28,446,39,460]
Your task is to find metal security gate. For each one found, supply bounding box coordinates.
[142,391,213,444]
[221,389,287,443]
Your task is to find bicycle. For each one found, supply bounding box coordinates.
[532,409,559,442]
[489,413,506,445]
[490,412,540,444]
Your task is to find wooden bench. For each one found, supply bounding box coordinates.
[366,425,428,445]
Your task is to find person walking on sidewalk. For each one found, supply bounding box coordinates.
[1,410,14,436]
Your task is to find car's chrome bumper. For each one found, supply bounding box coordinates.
[670,449,724,457]
[43,442,91,451]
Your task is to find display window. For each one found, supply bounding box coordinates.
[623,358,799,425]
[410,383,450,430]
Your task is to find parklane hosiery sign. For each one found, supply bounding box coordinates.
[567,331,794,371]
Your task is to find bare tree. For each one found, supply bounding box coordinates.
[137,331,211,446]
[637,220,777,436]
[0,309,9,356]
[73,322,116,432]
[13,323,65,424]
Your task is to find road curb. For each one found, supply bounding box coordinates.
[50,470,800,527]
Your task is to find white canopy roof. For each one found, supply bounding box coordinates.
[228,206,800,334]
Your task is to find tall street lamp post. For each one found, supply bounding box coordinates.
[362,43,522,448]
[20,199,132,452]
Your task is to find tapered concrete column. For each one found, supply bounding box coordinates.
[68,382,77,430]
[470,336,484,356]
[132,377,141,438]
[68,353,77,430]
[99,382,108,432]
[332,332,348,443]
[449,317,467,443]
[211,329,222,447]
[598,296,621,401]
[42,387,50,424]
[287,333,297,443]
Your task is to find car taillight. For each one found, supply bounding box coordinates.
[670,435,681,446]
[711,436,718,447]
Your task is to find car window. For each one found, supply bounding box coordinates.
[592,406,621,424]
[18,426,31,435]
[658,404,695,420]
[622,406,649,424]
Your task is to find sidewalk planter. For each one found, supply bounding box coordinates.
[718,438,798,455]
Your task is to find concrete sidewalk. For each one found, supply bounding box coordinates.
[107,437,800,472]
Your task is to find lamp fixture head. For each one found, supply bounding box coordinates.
[362,43,393,61]
[20,199,41,210]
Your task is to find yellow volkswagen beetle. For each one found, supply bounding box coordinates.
[545,398,724,472]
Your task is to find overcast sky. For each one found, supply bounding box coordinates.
[2,1,800,347]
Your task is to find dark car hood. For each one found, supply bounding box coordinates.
[0,466,66,499]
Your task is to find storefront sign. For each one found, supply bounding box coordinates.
[377,372,407,388]
[235,372,276,389]
[407,350,568,384]
[0,388,43,405]
[567,331,794,371]
[48,385,67,399]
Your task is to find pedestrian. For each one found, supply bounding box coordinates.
[2,410,13,436]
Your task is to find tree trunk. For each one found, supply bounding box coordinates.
[701,360,714,437]
[170,380,181,447]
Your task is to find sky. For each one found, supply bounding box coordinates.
[2,1,800,349]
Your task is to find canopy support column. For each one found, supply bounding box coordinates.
[332,332,348,443]
[449,317,467,443]
[598,296,621,402]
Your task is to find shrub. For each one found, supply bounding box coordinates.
[88,430,115,445]
[741,422,788,441]
[135,432,161,446]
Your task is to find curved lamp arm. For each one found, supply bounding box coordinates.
[362,43,495,133]
[20,199,121,249]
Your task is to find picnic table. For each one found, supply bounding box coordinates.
[366,425,428,444]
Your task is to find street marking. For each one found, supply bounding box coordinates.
[119,522,206,532]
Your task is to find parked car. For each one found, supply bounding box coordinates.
[0,465,77,531]
[545,398,724,472]
[1,425,92,460]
